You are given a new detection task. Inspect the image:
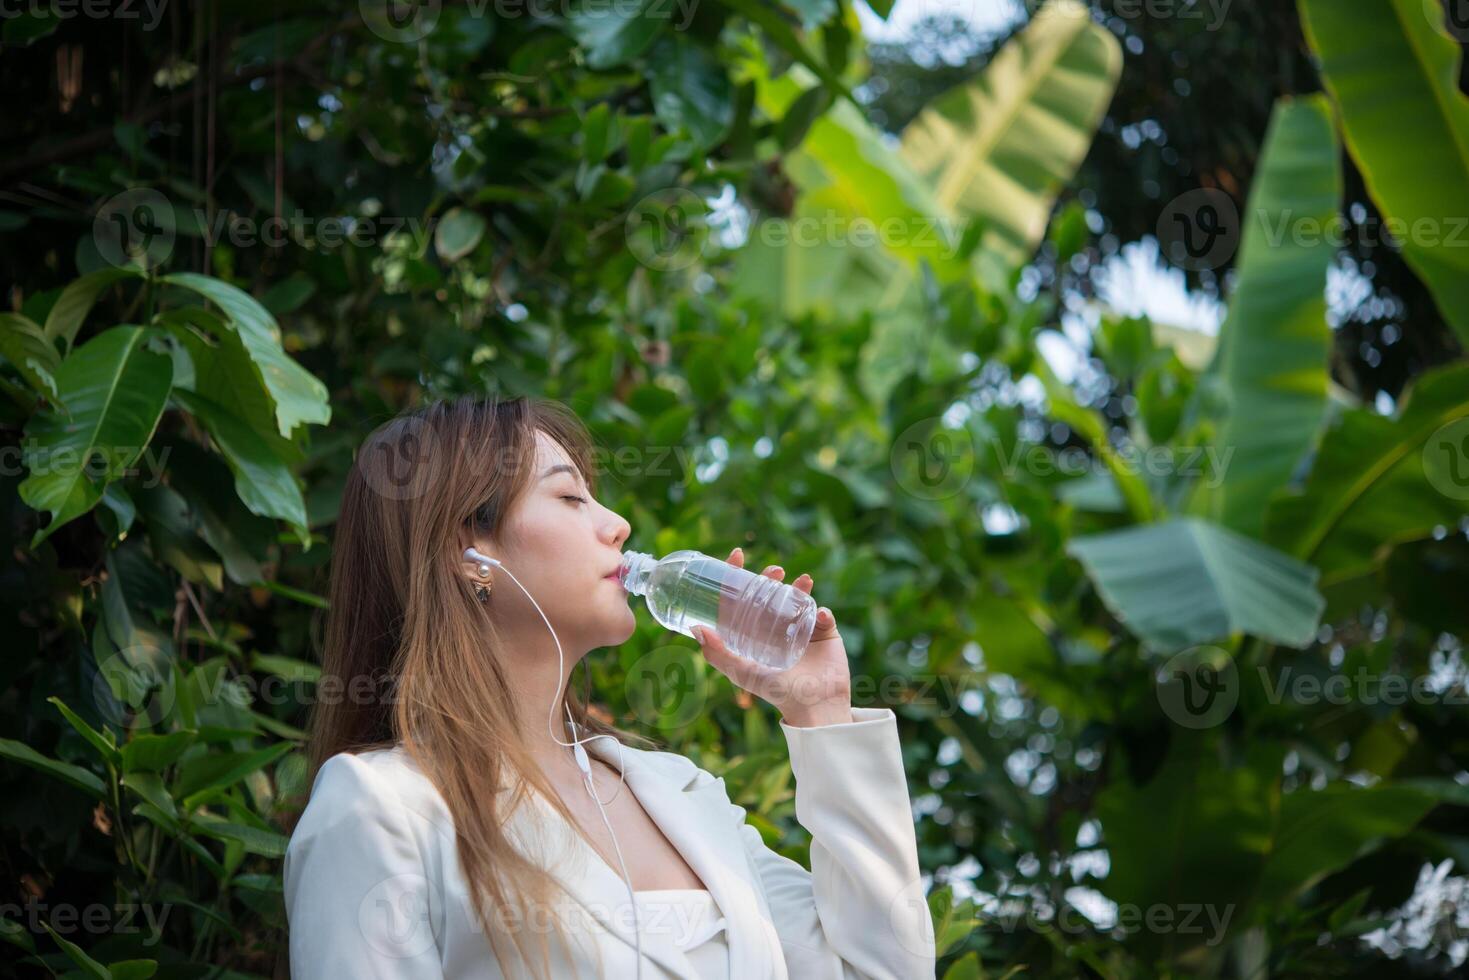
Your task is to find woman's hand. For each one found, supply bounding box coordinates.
[691,547,853,727]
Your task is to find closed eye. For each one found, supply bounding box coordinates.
[561,494,588,505]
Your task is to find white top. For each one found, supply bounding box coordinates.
[632,888,729,979]
[284,706,936,978]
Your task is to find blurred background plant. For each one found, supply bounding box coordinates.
[2,0,1467,977]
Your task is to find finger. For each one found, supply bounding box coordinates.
[728,547,744,569]
[693,623,744,683]
[761,564,785,580]
[693,624,767,690]
[791,572,813,594]
[810,605,838,640]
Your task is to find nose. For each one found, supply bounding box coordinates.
[600,503,631,550]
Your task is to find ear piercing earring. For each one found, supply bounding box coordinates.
[475,562,492,602]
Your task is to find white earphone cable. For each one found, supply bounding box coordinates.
[466,550,642,980]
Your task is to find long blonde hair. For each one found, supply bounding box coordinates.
[308,395,653,977]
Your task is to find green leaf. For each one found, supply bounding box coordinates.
[106,961,157,980]
[19,326,172,547]
[1299,0,1469,346]
[1256,783,1441,905]
[122,771,178,820]
[715,0,853,99]
[161,273,331,438]
[433,207,487,263]
[0,312,62,402]
[133,484,224,590]
[41,922,111,980]
[48,696,120,768]
[172,388,310,544]
[190,815,290,858]
[0,738,106,799]
[1264,361,1469,583]
[1067,517,1325,651]
[43,267,142,350]
[1096,735,1282,954]
[1,915,36,952]
[1211,95,1341,535]
[565,0,663,70]
[776,85,832,152]
[898,0,1122,273]
[738,65,960,324]
[649,35,735,152]
[942,952,981,980]
[581,102,615,163]
[175,742,293,802]
[250,653,320,683]
[120,730,196,772]
[100,483,137,537]
[163,307,283,452]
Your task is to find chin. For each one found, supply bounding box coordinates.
[606,604,638,646]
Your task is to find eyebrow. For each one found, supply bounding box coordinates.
[539,464,579,480]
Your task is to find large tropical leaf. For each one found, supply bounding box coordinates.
[1255,783,1444,906]
[19,326,172,547]
[161,308,288,447]
[1212,95,1341,536]
[1264,362,1469,584]
[171,389,310,545]
[1067,517,1325,652]
[160,273,330,438]
[1298,0,1469,345]
[741,61,961,315]
[898,0,1121,273]
[1096,734,1282,954]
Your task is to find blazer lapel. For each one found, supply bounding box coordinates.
[587,739,783,980]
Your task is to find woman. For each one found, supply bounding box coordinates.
[284,396,935,979]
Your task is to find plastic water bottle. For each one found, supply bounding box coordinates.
[617,550,817,670]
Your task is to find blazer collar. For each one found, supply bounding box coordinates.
[513,738,782,979]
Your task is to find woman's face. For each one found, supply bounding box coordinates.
[476,430,635,653]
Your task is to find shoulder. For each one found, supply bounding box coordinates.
[292,746,452,843]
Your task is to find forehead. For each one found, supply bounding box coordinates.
[534,430,580,477]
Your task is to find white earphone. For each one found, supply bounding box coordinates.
[461,546,643,978]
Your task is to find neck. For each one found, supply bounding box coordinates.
[497,616,590,775]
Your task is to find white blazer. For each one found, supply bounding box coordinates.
[284,706,936,979]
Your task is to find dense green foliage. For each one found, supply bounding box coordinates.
[2,1,1468,978]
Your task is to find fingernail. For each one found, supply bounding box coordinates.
[692,626,704,642]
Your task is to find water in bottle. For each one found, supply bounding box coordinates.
[617,550,817,670]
